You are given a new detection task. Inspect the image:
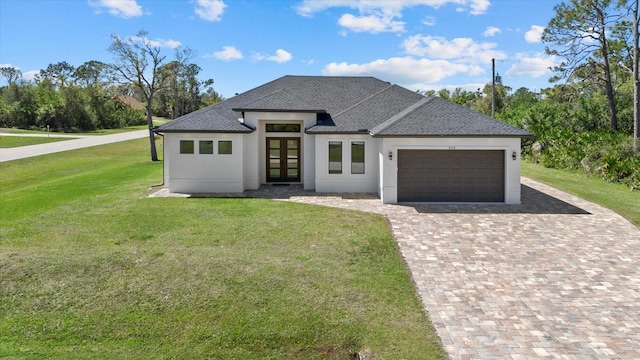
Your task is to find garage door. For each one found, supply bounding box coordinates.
[397,150,505,202]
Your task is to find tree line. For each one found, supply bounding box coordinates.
[421,0,639,188]
[0,31,222,135]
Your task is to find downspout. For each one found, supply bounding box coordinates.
[149,129,165,189]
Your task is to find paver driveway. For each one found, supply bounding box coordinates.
[152,177,640,358]
[285,178,640,359]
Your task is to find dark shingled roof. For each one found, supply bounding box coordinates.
[156,75,533,138]
[370,96,533,137]
[232,88,325,113]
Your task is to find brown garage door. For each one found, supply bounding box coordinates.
[397,150,505,202]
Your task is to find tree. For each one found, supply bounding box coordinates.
[35,61,76,89]
[202,87,224,106]
[0,66,22,85]
[616,0,640,150]
[438,88,451,100]
[543,0,621,131]
[155,60,214,119]
[632,0,639,150]
[74,60,108,89]
[474,82,511,116]
[108,30,193,161]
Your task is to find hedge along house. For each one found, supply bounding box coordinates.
[155,76,533,204]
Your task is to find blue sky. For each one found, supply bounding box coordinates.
[0,0,561,98]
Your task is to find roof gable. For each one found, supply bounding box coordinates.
[372,96,533,137]
[232,88,325,113]
[307,84,423,133]
[157,75,392,133]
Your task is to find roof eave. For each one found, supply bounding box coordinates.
[154,128,255,134]
[371,133,536,138]
[232,108,326,113]
[305,129,371,135]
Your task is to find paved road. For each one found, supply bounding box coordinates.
[0,130,149,162]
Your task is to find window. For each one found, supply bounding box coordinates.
[328,141,342,174]
[218,140,232,154]
[266,124,301,132]
[351,141,365,174]
[199,140,213,154]
[180,140,194,154]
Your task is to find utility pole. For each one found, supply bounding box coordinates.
[491,58,496,118]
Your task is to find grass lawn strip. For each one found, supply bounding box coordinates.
[0,136,71,148]
[0,138,445,359]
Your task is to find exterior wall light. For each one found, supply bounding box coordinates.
[512,151,517,160]
[389,151,393,160]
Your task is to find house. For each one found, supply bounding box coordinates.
[113,95,146,112]
[155,76,533,204]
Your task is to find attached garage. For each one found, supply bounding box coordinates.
[397,149,505,202]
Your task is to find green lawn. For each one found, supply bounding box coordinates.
[0,139,445,359]
[522,162,640,227]
[0,127,141,136]
[0,136,71,148]
[0,118,169,137]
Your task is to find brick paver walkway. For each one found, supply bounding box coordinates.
[152,178,640,358]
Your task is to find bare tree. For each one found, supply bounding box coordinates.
[108,30,192,161]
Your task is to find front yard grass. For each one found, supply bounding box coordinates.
[522,162,640,227]
[0,139,445,359]
[0,136,70,148]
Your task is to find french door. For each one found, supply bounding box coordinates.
[266,137,300,182]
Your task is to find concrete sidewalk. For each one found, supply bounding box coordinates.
[0,130,149,162]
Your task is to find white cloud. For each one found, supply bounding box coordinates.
[483,26,501,37]
[254,49,293,63]
[467,0,490,15]
[22,70,39,82]
[525,25,545,43]
[210,46,243,61]
[89,0,143,18]
[338,13,404,33]
[294,0,490,34]
[129,35,182,49]
[322,57,482,87]
[402,35,506,64]
[505,53,557,77]
[194,0,226,22]
[294,0,491,17]
[422,16,436,26]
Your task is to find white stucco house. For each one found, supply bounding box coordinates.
[155,76,533,204]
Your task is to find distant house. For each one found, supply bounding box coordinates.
[113,95,145,112]
[155,75,533,204]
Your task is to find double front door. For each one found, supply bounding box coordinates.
[267,137,300,182]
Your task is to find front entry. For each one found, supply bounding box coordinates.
[266,137,301,182]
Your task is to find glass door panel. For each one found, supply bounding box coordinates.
[266,137,300,182]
